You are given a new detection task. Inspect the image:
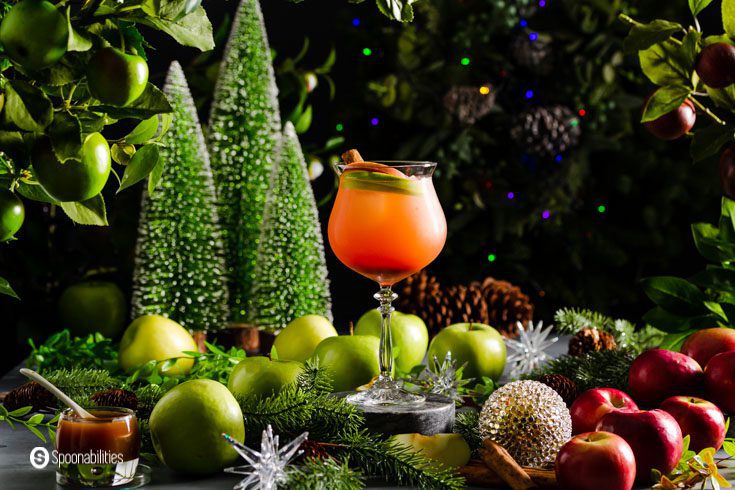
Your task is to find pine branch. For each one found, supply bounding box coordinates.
[527,349,635,392]
[328,429,465,490]
[44,368,120,400]
[284,458,363,490]
[134,384,167,418]
[554,307,664,353]
[454,410,481,452]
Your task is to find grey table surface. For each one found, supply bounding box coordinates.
[1,333,733,489]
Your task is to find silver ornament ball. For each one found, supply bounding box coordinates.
[479,380,571,467]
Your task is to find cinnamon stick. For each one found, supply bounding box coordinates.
[460,461,558,489]
[480,440,538,490]
[341,149,364,164]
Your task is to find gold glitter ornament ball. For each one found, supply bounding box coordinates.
[479,380,571,467]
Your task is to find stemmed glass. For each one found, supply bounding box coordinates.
[328,158,447,407]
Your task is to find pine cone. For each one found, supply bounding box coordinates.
[538,374,579,406]
[3,381,56,412]
[90,389,138,411]
[399,273,533,337]
[479,277,533,337]
[443,84,496,125]
[568,328,617,356]
[510,31,553,75]
[510,105,581,157]
[300,439,332,461]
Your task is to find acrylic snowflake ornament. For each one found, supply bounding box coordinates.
[223,425,308,490]
[505,320,559,379]
[415,352,472,403]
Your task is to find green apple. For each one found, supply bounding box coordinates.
[228,356,303,399]
[58,281,127,338]
[427,323,506,381]
[313,335,381,392]
[0,0,67,70]
[32,133,111,202]
[149,379,244,475]
[87,47,149,107]
[0,189,24,241]
[273,315,337,362]
[392,433,471,469]
[118,315,197,375]
[354,309,428,373]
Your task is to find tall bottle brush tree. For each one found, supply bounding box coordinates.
[207,0,282,323]
[247,122,332,331]
[131,61,229,332]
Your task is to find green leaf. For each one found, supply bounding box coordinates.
[681,30,702,73]
[60,194,108,226]
[4,81,53,132]
[0,276,19,299]
[642,307,710,332]
[294,104,312,134]
[147,157,164,195]
[8,406,32,417]
[376,0,417,22]
[89,83,173,120]
[641,86,690,122]
[689,0,714,16]
[690,266,735,290]
[706,85,735,111]
[137,6,214,51]
[724,439,735,457]
[27,413,44,425]
[639,41,692,87]
[118,144,160,193]
[48,112,82,163]
[704,301,728,320]
[724,0,735,39]
[314,47,336,75]
[111,143,136,166]
[159,358,177,373]
[690,124,734,162]
[623,19,683,54]
[124,115,160,144]
[26,424,46,442]
[659,331,695,350]
[17,182,58,204]
[640,276,707,315]
[66,7,92,52]
[270,345,279,360]
[691,223,735,262]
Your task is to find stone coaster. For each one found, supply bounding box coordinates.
[334,392,455,435]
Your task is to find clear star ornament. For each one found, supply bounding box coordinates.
[505,320,559,379]
[223,425,308,490]
[415,352,472,403]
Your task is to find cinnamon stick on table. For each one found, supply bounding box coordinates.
[341,149,364,164]
[479,440,539,490]
[460,461,557,489]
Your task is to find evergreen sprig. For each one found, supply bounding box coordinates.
[554,307,665,353]
[44,368,121,400]
[527,349,635,392]
[285,458,363,490]
[27,330,118,372]
[454,410,481,453]
[328,429,465,490]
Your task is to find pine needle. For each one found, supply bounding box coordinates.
[285,458,363,490]
[454,410,481,452]
[44,368,120,399]
[527,349,635,392]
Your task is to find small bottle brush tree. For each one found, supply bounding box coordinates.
[247,122,332,331]
[206,0,282,323]
[131,61,229,332]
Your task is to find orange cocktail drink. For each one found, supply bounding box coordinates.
[328,157,446,407]
[328,165,446,286]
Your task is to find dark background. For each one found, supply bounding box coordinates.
[0,0,724,373]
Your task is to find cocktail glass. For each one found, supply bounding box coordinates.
[328,161,447,406]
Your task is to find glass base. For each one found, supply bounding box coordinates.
[346,378,425,407]
[56,462,151,488]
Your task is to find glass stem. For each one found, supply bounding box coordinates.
[374,286,397,381]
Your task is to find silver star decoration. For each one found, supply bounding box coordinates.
[506,320,559,379]
[416,352,473,403]
[223,425,308,490]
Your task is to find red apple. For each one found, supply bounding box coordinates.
[659,396,726,452]
[596,409,683,482]
[705,351,735,413]
[628,349,703,407]
[555,431,636,490]
[570,388,639,434]
[642,98,696,140]
[681,328,735,368]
